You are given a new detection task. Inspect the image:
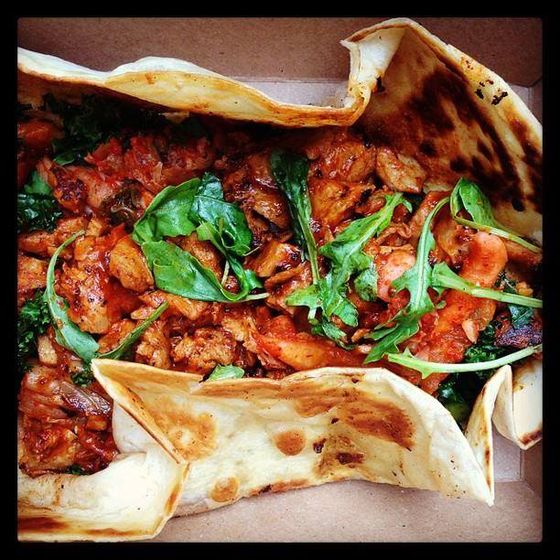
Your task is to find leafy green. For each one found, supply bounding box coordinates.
[431,262,542,309]
[500,275,535,329]
[438,370,494,424]
[66,464,87,475]
[286,193,407,344]
[364,197,450,363]
[192,173,252,256]
[463,322,508,363]
[133,173,264,303]
[450,177,541,253]
[385,344,541,379]
[17,290,51,373]
[270,150,319,281]
[142,240,264,302]
[71,366,94,388]
[17,171,63,233]
[45,231,100,363]
[132,179,199,244]
[45,93,166,165]
[207,364,245,381]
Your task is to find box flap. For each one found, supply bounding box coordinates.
[18,17,542,86]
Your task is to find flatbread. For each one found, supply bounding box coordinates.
[18,406,187,541]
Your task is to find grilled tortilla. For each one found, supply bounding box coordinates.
[17,17,541,541]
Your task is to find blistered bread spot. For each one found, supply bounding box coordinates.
[336,452,365,465]
[315,434,366,476]
[338,398,414,449]
[274,429,306,456]
[151,407,216,461]
[211,477,239,503]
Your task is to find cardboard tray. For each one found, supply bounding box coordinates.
[17,17,543,543]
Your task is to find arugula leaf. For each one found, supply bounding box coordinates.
[285,192,406,343]
[17,290,51,373]
[207,364,245,381]
[17,171,63,233]
[385,344,541,379]
[463,322,508,363]
[142,240,265,302]
[270,150,319,281]
[45,231,100,363]
[431,262,542,309]
[98,302,169,360]
[132,179,199,244]
[450,178,541,253]
[364,197,450,363]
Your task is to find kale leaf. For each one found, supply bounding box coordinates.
[17,171,63,233]
[17,290,51,373]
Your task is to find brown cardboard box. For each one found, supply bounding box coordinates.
[17,17,543,543]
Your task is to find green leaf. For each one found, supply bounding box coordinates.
[132,179,199,244]
[385,344,542,379]
[191,173,253,257]
[142,240,264,302]
[450,178,541,253]
[270,150,319,281]
[45,93,167,165]
[98,302,169,360]
[463,322,507,363]
[66,464,87,475]
[500,275,535,329]
[17,171,63,233]
[285,193,405,344]
[438,369,494,424]
[45,231,99,363]
[207,364,245,381]
[17,290,51,373]
[431,262,542,308]
[133,173,265,303]
[71,365,94,387]
[365,197,450,363]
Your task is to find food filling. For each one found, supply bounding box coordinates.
[17,94,542,476]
